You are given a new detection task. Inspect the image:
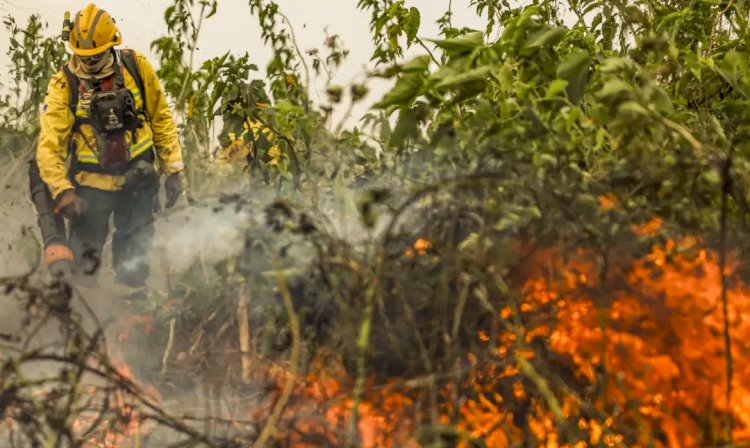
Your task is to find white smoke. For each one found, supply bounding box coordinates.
[150,201,256,275]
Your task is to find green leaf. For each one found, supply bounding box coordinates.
[565,106,581,132]
[721,49,744,75]
[594,128,607,149]
[406,7,421,46]
[428,31,484,57]
[458,232,481,253]
[617,101,649,118]
[402,55,432,72]
[546,79,569,99]
[597,79,633,100]
[590,12,603,30]
[164,5,176,23]
[533,153,556,166]
[701,169,721,186]
[206,1,219,18]
[556,50,590,104]
[623,5,646,24]
[718,50,749,95]
[389,107,418,148]
[375,72,424,108]
[498,63,514,90]
[601,15,616,50]
[426,65,461,85]
[523,27,566,51]
[434,65,492,90]
[647,85,674,115]
[600,57,636,74]
[494,213,521,231]
[451,80,489,103]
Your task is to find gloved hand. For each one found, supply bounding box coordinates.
[164,172,184,208]
[54,189,86,219]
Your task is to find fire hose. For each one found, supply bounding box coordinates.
[28,158,73,277]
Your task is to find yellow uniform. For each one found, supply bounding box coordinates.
[215,119,279,166]
[32,3,184,294]
[37,50,183,200]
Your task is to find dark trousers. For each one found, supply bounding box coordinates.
[69,185,156,288]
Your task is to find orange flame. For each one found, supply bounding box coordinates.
[57,236,750,447]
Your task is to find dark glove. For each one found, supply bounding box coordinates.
[164,172,183,209]
[54,189,86,219]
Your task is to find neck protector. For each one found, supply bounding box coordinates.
[69,51,115,80]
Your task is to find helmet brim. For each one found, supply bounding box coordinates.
[69,30,121,57]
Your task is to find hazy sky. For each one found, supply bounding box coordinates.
[0,0,486,124]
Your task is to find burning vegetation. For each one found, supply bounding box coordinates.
[4,0,750,446]
[2,205,750,447]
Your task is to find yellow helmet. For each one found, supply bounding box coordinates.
[68,4,122,57]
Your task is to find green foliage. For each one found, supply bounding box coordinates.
[248,0,310,104]
[0,15,65,156]
[356,0,422,64]
[367,0,750,245]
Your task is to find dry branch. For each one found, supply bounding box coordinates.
[161,318,176,376]
[253,262,301,448]
[237,281,253,383]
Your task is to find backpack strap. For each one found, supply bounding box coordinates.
[118,49,150,122]
[62,63,80,124]
[61,62,83,182]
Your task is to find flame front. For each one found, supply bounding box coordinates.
[281,239,750,447]
[451,239,750,447]
[39,238,750,447]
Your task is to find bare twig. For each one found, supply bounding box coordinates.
[176,3,207,108]
[160,318,176,376]
[334,98,356,137]
[278,11,311,96]
[237,281,253,383]
[515,356,565,428]
[709,1,734,56]
[345,277,378,448]
[720,151,734,443]
[659,116,703,152]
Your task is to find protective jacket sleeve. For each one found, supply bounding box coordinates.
[136,52,184,175]
[37,72,75,200]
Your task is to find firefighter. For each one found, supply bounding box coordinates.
[36,3,184,299]
[214,116,279,169]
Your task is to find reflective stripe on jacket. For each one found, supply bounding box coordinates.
[37,50,184,199]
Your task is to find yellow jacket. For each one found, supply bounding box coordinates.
[37,50,183,199]
[215,119,278,166]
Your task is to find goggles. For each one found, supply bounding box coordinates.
[80,51,109,67]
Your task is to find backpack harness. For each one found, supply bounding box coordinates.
[62,49,154,176]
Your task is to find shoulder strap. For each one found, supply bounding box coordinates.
[119,49,150,121]
[61,64,79,118]
[61,64,80,175]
